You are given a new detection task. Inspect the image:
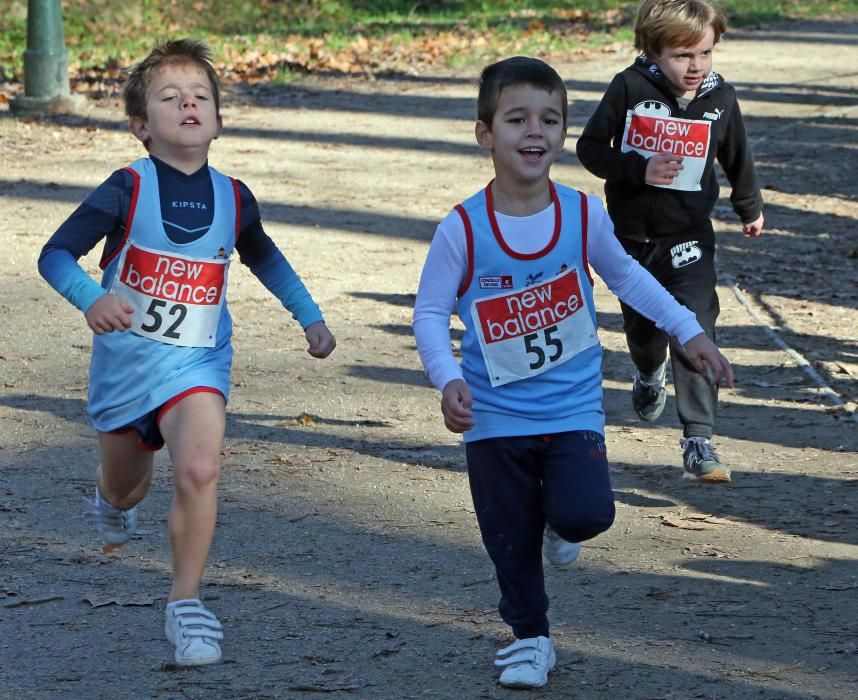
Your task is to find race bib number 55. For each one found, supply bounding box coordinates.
[111,242,228,347]
[471,267,598,387]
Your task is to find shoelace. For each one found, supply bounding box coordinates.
[638,382,662,400]
[682,438,721,464]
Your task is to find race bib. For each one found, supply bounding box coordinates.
[111,242,228,347]
[621,111,711,191]
[471,267,598,387]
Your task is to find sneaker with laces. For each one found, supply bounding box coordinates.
[681,437,731,483]
[165,599,223,666]
[632,361,668,422]
[542,524,581,566]
[83,490,138,545]
[495,636,556,688]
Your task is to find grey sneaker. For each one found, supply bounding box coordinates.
[165,599,223,666]
[495,636,556,688]
[632,361,667,422]
[83,490,138,545]
[681,437,731,483]
[542,524,581,566]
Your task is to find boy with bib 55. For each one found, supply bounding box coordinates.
[38,39,335,666]
[412,56,734,689]
[577,0,764,483]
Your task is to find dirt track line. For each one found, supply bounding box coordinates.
[723,273,857,422]
[729,68,858,421]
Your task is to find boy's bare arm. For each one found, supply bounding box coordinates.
[441,379,474,433]
[84,294,134,334]
[682,334,734,388]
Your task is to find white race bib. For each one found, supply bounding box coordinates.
[111,241,229,347]
[621,111,711,191]
[471,267,599,387]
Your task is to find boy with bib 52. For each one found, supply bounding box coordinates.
[413,56,734,689]
[576,0,764,483]
[38,39,335,666]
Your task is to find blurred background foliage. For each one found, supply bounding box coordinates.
[1,0,856,86]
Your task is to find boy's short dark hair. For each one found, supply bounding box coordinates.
[634,0,727,58]
[124,38,221,121]
[477,57,568,130]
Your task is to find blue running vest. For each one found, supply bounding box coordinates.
[87,158,238,431]
[455,182,605,442]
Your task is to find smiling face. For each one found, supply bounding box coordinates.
[129,62,222,172]
[652,25,716,99]
[476,83,566,189]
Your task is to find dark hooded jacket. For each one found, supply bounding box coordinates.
[576,57,763,241]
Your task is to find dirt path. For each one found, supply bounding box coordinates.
[1,20,856,700]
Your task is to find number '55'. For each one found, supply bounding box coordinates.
[523,325,563,370]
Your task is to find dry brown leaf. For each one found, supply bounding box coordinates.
[660,514,714,530]
[295,412,317,426]
[82,593,160,608]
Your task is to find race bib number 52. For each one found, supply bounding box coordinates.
[471,267,598,387]
[112,242,228,347]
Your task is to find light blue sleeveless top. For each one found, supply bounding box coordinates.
[455,182,605,442]
[87,158,237,431]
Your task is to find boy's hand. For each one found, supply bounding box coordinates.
[84,294,134,334]
[682,333,735,388]
[440,379,474,433]
[645,153,684,186]
[742,213,764,238]
[305,321,336,358]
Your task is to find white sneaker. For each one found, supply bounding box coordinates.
[164,599,223,666]
[494,636,556,688]
[83,490,138,545]
[542,524,581,566]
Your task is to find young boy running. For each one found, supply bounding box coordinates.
[413,56,734,689]
[38,39,336,666]
[576,0,764,483]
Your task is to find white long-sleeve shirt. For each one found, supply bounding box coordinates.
[413,193,704,392]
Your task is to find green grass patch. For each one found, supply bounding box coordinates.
[1,0,857,81]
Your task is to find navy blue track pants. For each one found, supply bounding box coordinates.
[466,430,615,639]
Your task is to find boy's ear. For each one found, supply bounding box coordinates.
[475,120,493,152]
[128,116,148,144]
[214,114,223,140]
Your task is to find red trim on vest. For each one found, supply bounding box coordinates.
[230,177,241,243]
[100,166,141,270]
[156,386,224,423]
[579,190,593,286]
[485,179,561,260]
[454,204,475,298]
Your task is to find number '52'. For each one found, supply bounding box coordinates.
[140,299,187,339]
[523,325,563,370]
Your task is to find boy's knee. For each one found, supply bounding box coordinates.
[551,502,615,543]
[175,458,220,492]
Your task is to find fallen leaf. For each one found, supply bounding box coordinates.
[82,593,161,608]
[660,514,714,530]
